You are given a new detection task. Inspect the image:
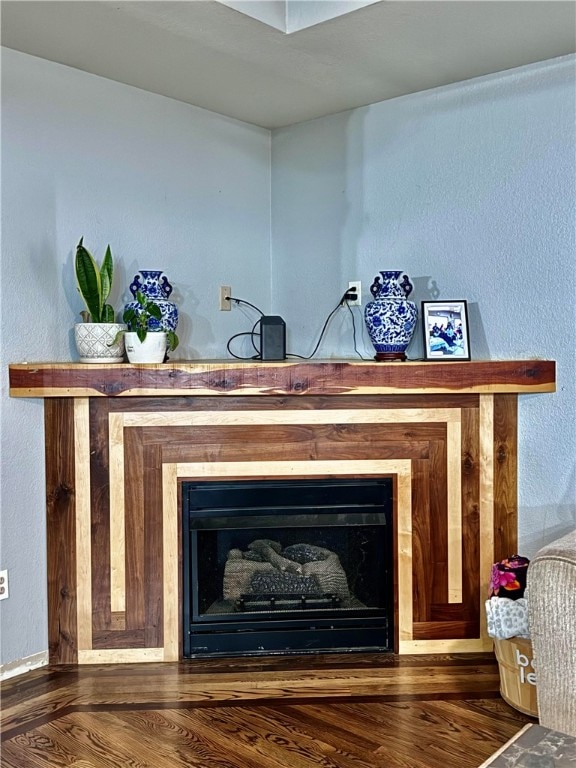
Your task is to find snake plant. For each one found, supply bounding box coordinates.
[74,237,116,322]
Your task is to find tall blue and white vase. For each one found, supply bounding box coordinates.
[124,270,179,333]
[364,271,418,361]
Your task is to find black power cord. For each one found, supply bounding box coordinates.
[225,296,265,360]
[345,301,370,360]
[228,296,264,316]
[287,289,360,360]
[225,289,370,361]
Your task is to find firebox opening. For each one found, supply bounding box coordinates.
[182,477,394,658]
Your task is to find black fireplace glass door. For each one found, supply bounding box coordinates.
[183,478,393,657]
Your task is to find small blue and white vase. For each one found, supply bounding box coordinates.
[364,271,418,361]
[124,270,179,333]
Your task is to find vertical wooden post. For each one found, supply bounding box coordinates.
[45,398,78,663]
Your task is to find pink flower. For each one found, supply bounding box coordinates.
[489,564,518,596]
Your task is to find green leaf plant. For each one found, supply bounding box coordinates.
[121,290,179,352]
[75,237,116,323]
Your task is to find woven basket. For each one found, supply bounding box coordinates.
[493,637,538,717]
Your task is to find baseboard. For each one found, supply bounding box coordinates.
[0,651,49,681]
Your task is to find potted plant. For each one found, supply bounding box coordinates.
[73,237,126,363]
[121,290,179,363]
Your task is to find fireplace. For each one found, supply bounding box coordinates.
[182,478,394,657]
[9,359,554,664]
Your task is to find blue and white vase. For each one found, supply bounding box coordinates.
[364,271,418,361]
[124,270,179,333]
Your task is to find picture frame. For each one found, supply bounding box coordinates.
[421,300,470,361]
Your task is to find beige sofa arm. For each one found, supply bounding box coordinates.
[527,529,576,737]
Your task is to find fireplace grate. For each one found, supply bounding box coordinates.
[237,593,342,612]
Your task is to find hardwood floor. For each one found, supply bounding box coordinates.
[1,653,533,767]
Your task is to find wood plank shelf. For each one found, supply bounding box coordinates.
[7,358,556,665]
[8,359,556,397]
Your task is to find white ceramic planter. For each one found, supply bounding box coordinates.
[124,331,168,363]
[74,322,126,363]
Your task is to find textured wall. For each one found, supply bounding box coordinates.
[0,48,271,668]
[272,55,576,557]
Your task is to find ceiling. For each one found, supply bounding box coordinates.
[1,0,575,129]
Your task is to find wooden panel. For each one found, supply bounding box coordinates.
[408,403,484,642]
[143,444,163,649]
[493,394,518,559]
[163,464,180,662]
[429,438,449,608]
[156,421,445,450]
[97,393,483,413]
[109,412,126,613]
[479,395,495,642]
[75,399,93,653]
[45,399,77,664]
[120,407,461,427]
[92,629,146,649]
[461,404,481,624]
[161,428,441,463]
[164,438,432,462]
[396,469,414,645]
[8,359,556,397]
[89,399,111,631]
[399,638,487,653]
[412,621,479,640]
[410,458,432,624]
[429,603,479,622]
[77,648,165,664]
[110,612,126,630]
[149,422,449,444]
[175,459,412,480]
[39,387,529,661]
[446,420,463,602]
[124,428,146,632]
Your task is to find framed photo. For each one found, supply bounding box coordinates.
[421,300,470,361]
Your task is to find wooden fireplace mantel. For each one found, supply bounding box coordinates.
[8,359,556,398]
[8,359,556,665]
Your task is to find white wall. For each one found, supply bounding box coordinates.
[0,48,271,668]
[272,55,576,555]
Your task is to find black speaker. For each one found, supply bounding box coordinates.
[260,315,286,361]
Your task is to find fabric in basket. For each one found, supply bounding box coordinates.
[485,596,530,639]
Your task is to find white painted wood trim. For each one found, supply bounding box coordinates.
[0,651,49,681]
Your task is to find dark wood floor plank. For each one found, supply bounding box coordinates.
[424,698,533,742]
[114,709,262,768]
[236,704,379,768]
[133,708,286,768]
[325,700,507,768]
[367,701,506,765]
[168,708,295,768]
[79,710,257,768]
[0,728,82,768]
[271,701,394,754]
[193,705,354,768]
[41,714,146,768]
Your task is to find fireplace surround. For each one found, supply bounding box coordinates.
[8,358,556,664]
